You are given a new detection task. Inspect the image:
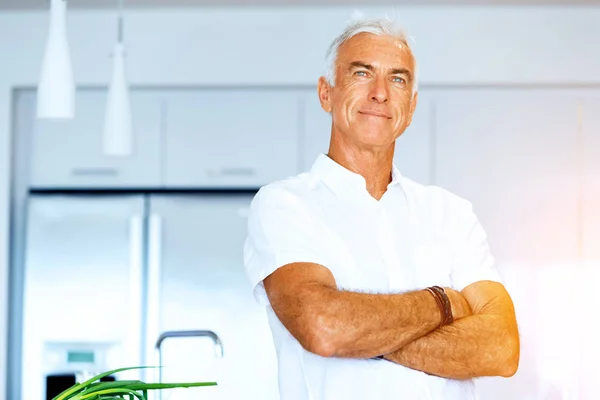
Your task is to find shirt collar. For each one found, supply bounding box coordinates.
[310,153,403,199]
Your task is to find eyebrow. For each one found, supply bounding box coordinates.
[349,61,413,80]
[349,61,374,71]
[390,68,412,77]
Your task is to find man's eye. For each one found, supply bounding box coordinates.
[355,71,368,77]
[392,76,406,83]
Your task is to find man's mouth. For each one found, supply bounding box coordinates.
[359,111,391,119]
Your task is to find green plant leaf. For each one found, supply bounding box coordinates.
[53,367,156,400]
[52,366,216,400]
[81,381,145,394]
[76,388,145,400]
[120,382,217,390]
[79,380,217,392]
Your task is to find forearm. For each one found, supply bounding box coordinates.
[298,286,442,359]
[383,313,520,379]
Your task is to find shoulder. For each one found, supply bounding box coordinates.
[249,172,318,218]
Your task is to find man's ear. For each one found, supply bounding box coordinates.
[318,76,333,113]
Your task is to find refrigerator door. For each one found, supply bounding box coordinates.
[147,194,278,400]
[21,195,146,400]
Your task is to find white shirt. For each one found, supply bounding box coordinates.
[243,154,503,400]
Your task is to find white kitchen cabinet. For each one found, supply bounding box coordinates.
[434,89,580,266]
[300,89,329,171]
[301,89,433,184]
[582,94,600,263]
[578,91,600,399]
[163,90,301,188]
[29,89,163,188]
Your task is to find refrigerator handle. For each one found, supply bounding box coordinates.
[146,213,162,381]
[128,215,144,378]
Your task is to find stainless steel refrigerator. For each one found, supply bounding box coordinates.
[21,192,279,400]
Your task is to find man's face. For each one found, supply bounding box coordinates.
[319,33,418,150]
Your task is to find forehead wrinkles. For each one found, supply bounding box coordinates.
[337,35,415,72]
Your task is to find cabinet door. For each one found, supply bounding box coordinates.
[147,194,278,400]
[434,89,580,266]
[579,93,600,400]
[164,90,300,188]
[29,89,162,188]
[582,95,600,263]
[301,89,433,184]
[300,89,329,171]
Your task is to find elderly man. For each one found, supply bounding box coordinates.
[244,16,519,400]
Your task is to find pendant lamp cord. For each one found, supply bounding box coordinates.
[118,0,124,43]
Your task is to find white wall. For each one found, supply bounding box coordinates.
[2,5,600,398]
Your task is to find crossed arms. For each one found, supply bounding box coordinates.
[264,263,519,379]
[249,187,520,379]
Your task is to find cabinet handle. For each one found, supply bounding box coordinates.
[206,167,256,177]
[71,168,119,177]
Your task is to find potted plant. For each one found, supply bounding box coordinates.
[52,366,217,400]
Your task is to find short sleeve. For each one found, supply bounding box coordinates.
[243,186,330,305]
[448,199,504,292]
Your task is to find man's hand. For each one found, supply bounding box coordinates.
[383,281,519,379]
[445,287,473,320]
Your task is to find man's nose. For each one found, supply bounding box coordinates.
[369,77,389,103]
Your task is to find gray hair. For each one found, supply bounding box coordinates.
[324,14,418,93]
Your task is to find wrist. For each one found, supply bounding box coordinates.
[425,286,454,327]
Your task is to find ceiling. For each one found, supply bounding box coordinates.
[1,0,599,8]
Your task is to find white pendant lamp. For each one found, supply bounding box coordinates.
[37,0,75,119]
[103,0,133,156]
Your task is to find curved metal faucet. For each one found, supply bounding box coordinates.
[154,330,224,387]
[155,330,224,358]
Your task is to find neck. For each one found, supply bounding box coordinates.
[328,137,395,201]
